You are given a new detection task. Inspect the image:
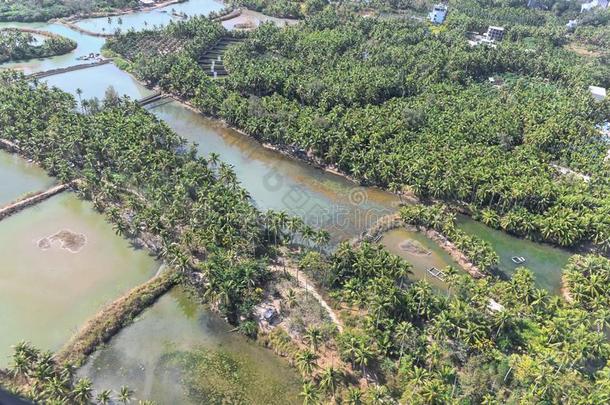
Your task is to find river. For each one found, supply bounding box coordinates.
[0,0,576,400]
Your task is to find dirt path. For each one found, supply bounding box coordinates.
[271,257,344,332]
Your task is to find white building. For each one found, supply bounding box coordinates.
[429,4,448,24]
[581,0,609,12]
[589,85,607,102]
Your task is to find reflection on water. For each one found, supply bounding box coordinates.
[0,150,56,206]
[380,228,460,290]
[0,22,104,74]
[0,193,159,366]
[79,286,301,404]
[43,63,154,100]
[74,0,225,34]
[457,215,572,293]
[150,100,401,245]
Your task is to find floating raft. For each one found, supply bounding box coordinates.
[426,267,446,281]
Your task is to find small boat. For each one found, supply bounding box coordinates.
[511,256,526,264]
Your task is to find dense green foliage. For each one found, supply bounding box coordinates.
[0,29,76,63]
[106,16,226,61]
[228,0,328,18]
[563,254,610,312]
[301,242,610,403]
[1,342,110,404]
[0,0,140,22]
[0,72,271,325]
[107,10,610,253]
[400,203,499,272]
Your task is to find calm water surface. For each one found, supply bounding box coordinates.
[43,62,154,100]
[0,22,104,74]
[74,0,224,34]
[380,228,461,290]
[457,216,572,293]
[0,150,56,206]
[150,100,400,244]
[0,193,159,366]
[79,286,301,404]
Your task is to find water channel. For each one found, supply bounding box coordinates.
[0,0,577,399]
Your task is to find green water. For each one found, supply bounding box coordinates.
[78,286,302,405]
[0,192,159,366]
[0,12,580,402]
[457,216,573,293]
[380,228,462,290]
[150,100,400,244]
[0,150,56,206]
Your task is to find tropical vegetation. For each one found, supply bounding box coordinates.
[106,7,610,253]
[281,242,610,403]
[0,29,76,63]
[0,0,141,22]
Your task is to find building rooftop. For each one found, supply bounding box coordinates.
[589,85,607,102]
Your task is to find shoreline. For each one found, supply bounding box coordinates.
[356,213,486,279]
[58,0,187,23]
[55,269,179,366]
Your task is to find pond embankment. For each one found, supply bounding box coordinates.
[55,269,179,366]
[31,59,111,79]
[357,213,485,278]
[0,184,68,221]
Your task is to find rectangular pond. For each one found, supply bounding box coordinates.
[79,286,302,404]
[0,150,56,207]
[0,192,160,366]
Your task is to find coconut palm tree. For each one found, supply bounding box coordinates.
[295,349,319,377]
[118,386,133,404]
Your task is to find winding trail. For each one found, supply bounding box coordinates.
[271,256,344,332]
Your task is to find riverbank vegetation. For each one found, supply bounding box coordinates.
[0,71,333,349]
[106,8,610,254]
[400,204,499,273]
[0,0,141,22]
[0,29,76,63]
[270,242,610,403]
